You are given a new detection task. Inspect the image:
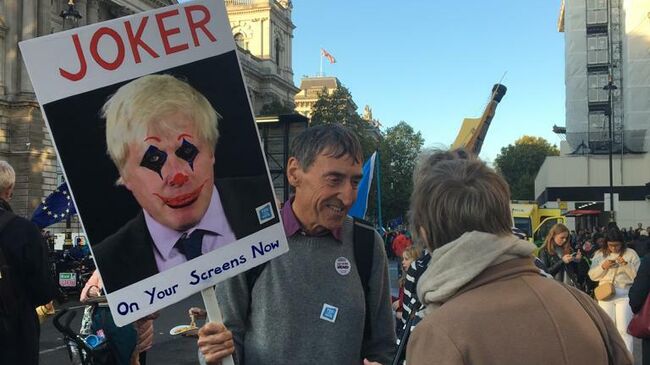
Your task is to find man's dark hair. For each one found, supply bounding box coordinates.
[290,124,363,170]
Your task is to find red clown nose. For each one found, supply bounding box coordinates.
[171,173,189,186]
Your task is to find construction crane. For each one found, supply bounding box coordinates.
[451,83,507,155]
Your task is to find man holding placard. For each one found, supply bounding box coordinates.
[198,125,396,364]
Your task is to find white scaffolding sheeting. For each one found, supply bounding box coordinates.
[564,0,650,154]
[622,0,650,149]
[565,0,589,147]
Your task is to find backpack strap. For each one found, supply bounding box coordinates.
[246,262,267,293]
[353,217,375,339]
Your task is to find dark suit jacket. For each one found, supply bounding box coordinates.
[93,175,279,293]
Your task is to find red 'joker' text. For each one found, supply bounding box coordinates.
[59,5,217,82]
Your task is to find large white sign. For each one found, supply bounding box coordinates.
[20,0,288,326]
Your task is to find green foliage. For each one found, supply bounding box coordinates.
[259,100,294,116]
[494,136,560,200]
[310,86,377,157]
[371,122,424,224]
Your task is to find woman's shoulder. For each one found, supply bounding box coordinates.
[625,248,640,260]
[591,250,605,260]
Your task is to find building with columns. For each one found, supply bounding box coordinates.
[0,0,169,219]
[225,0,298,114]
[294,76,342,118]
[0,0,298,227]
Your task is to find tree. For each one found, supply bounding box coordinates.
[494,136,560,200]
[372,122,424,224]
[310,86,376,157]
[258,99,294,116]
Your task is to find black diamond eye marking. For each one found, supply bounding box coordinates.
[140,145,167,179]
[175,139,199,170]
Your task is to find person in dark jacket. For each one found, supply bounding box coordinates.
[539,223,589,291]
[629,252,650,364]
[630,230,650,258]
[0,161,57,365]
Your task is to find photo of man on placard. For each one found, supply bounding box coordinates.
[93,74,277,293]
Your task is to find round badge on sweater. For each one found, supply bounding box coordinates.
[335,257,351,275]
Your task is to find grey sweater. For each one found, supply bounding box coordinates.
[215,217,396,365]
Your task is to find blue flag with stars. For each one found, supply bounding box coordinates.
[31,182,77,228]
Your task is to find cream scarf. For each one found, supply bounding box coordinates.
[417,231,536,314]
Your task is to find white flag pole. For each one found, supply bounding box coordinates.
[201,287,235,365]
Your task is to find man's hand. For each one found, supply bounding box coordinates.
[87,285,101,297]
[197,322,234,365]
[189,307,207,320]
[363,359,382,365]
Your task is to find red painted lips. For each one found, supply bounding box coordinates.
[153,181,207,209]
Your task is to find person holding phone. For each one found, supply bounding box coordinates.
[589,227,640,354]
[538,223,589,290]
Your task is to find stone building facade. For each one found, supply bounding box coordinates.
[1,0,298,225]
[226,0,299,114]
[0,0,175,219]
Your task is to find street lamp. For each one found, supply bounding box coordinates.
[59,0,82,30]
[603,73,618,222]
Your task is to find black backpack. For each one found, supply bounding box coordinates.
[0,210,23,334]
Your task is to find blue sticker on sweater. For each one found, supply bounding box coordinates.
[320,303,338,323]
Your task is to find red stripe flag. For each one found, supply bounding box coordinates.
[321,48,336,64]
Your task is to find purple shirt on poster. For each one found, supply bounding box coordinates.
[146,186,236,272]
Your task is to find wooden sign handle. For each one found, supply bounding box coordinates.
[201,287,235,365]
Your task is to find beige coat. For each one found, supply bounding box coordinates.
[407,258,632,365]
[589,249,640,288]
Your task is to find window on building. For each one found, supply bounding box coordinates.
[587,34,609,65]
[588,72,609,103]
[275,38,281,69]
[586,0,608,25]
[588,111,609,153]
[234,33,245,49]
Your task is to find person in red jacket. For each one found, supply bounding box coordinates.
[392,230,412,259]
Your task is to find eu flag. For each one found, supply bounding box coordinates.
[349,152,377,220]
[31,182,77,228]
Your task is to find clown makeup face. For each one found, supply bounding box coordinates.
[121,112,215,231]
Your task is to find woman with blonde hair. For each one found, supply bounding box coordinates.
[405,149,632,365]
[393,245,422,324]
[539,223,588,289]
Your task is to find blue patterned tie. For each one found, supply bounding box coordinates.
[176,230,206,260]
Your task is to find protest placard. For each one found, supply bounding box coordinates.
[20,0,288,326]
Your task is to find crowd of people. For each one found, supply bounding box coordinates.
[5,123,650,364]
